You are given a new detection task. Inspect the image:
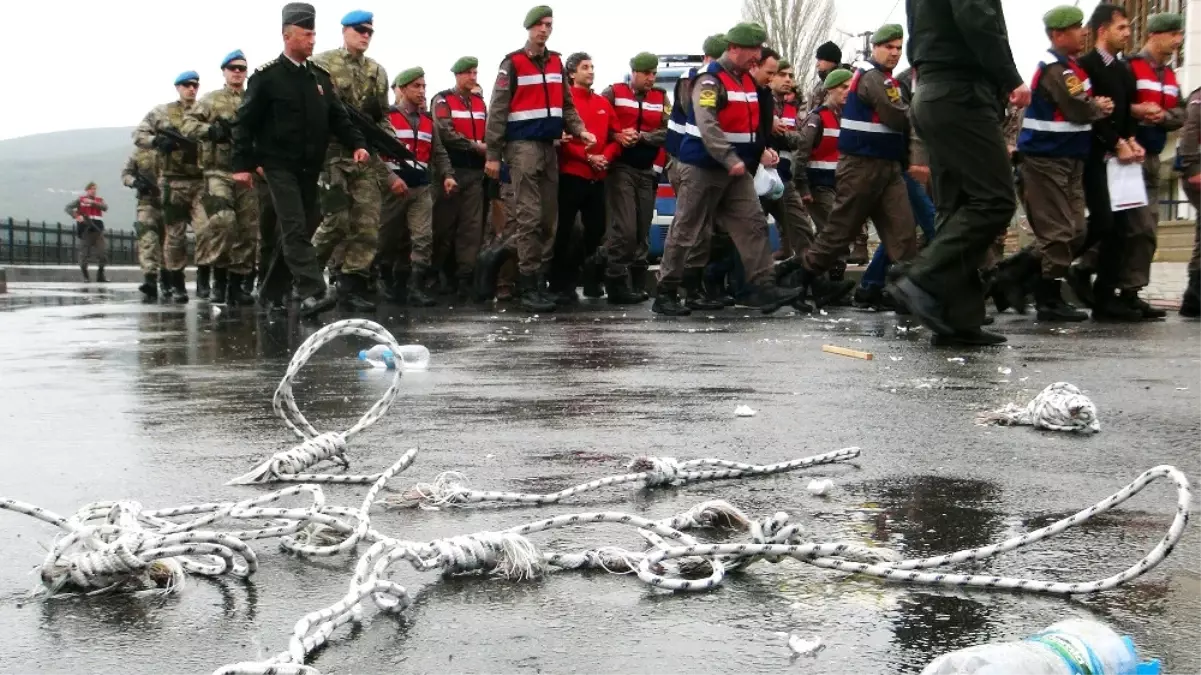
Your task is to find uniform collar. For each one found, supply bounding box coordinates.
[868,59,892,74]
[717,54,740,75]
[341,46,366,63]
[223,83,244,94]
[282,52,307,69]
[523,41,547,59]
[1136,48,1170,68]
[398,99,422,115]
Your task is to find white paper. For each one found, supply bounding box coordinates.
[1106,157,1148,212]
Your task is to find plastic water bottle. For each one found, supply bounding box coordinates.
[921,618,1161,675]
[393,345,430,371]
[358,345,396,370]
[356,344,430,371]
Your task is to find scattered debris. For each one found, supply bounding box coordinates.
[978,382,1100,433]
[734,405,757,417]
[822,344,873,360]
[807,479,834,496]
[947,357,966,364]
[787,634,824,656]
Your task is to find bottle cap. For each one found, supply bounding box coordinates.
[358,349,368,360]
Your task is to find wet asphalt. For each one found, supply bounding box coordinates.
[0,282,1199,674]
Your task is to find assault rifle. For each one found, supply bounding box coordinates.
[152,126,198,153]
[343,100,417,165]
[131,173,159,199]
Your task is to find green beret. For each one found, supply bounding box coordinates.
[630,52,657,72]
[777,59,792,72]
[1146,13,1183,34]
[823,68,853,89]
[451,56,478,74]
[392,67,425,88]
[1043,5,1084,30]
[523,5,552,29]
[726,22,767,47]
[702,33,728,59]
[871,23,903,45]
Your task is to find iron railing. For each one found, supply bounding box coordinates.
[1,218,139,266]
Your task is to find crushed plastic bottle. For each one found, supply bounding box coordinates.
[394,345,430,371]
[357,344,430,371]
[921,618,1161,675]
[358,345,396,370]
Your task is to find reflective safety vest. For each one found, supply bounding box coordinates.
[665,67,699,157]
[76,196,104,219]
[439,89,487,169]
[505,50,565,141]
[774,98,800,181]
[653,148,667,177]
[806,106,840,188]
[1129,55,1180,155]
[1018,50,1093,159]
[387,108,434,186]
[838,62,906,161]
[678,61,760,169]
[611,82,666,170]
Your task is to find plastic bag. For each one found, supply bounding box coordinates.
[754,165,785,200]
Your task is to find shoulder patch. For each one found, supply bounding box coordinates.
[1064,71,1084,96]
[698,88,718,108]
[255,58,279,72]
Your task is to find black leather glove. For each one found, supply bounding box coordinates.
[152,134,178,152]
[208,122,230,142]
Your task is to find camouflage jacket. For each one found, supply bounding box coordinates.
[121,148,161,206]
[180,85,245,174]
[133,100,202,179]
[1003,103,1025,154]
[312,48,394,162]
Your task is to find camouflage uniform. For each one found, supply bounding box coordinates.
[180,84,259,275]
[134,101,206,272]
[121,148,164,274]
[310,48,393,278]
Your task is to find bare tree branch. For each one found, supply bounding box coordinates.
[741,0,837,90]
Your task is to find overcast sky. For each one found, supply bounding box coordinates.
[0,0,1098,141]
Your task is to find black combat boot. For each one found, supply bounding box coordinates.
[338,273,378,313]
[517,274,555,312]
[1066,265,1095,308]
[773,257,803,287]
[160,270,172,297]
[1090,284,1141,322]
[702,271,734,307]
[683,269,725,310]
[582,252,607,298]
[793,264,854,308]
[1035,278,1087,321]
[604,273,645,305]
[195,265,211,300]
[739,283,803,315]
[853,284,886,310]
[170,269,189,303]
[1120,289,1166,320]
[378,266,399,302]
[226,273,252,306]
[139,273,158,301]
[456,273,474,303]
[474,245,512,302]
[629,264,651,302]
[407,266,437,307]
[1181,272,1200,318]
[96,265,107,283]
[80,264,89,282]
[211,267,228,304]
[552,270,581,306]
[652,282,691,316]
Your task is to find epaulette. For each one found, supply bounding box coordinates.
[255,58,280,73]
[309,60,330,75]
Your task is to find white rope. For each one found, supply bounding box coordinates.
[978,382,1101,433]
[229,320,405,485]
[385,447,862,508]
[214,465,1190,674]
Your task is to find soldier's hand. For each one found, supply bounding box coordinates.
[908,165,931,183]
[1115,140,1136,164]
[579,131,598,148]
[444,177,458,195]
[619,129,638,147]
[772,118,788,136]
[729,162,747,177]
[352,148,370,163]
[232,172,255,187]
[801,192,813,204]
[473,141,488,155]
[390,176,409,196]
[485,160,501,179]
[1129,139,1146,162]
[1094,96,1115,116]
[1009,83,1031,108]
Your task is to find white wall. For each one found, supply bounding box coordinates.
[1185,0,1201,93]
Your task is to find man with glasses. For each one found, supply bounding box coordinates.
[311,9,400,313]
[134,70,207,303]
[181,50,258,306]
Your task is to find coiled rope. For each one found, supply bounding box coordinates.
[386,447,862,508]
[978,382,1101,433]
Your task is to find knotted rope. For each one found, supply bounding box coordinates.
[978,382,1101,433]
[386,447,862,508]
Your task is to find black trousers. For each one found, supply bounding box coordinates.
[907,79,1017,330]
[550,173,606,290]
[260,167,327,300]
[1081,154,1128,289]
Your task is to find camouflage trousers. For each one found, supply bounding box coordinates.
[201,173,260,274]
[161,177,206,271]
[136,201,164,274]
[312,159,381,278]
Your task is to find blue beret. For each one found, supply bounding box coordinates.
[174,70,200,85]
[220,50,246,69]
[341,10,373,26]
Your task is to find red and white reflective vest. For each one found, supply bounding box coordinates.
[438,89,487,168]
[1017,50,1093,159]
[76,196,105,219]
[805,106,841,187]
[678,61,760,169]
[652,148,667,176]
[1129,55,1180,155]
[506,50,565,141]
[387,107,434,185]
[610,82,666,170]
[774,98,800,180]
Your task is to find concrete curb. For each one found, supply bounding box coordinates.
[0,265,192,284]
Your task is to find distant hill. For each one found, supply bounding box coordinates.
[0,127,140,232]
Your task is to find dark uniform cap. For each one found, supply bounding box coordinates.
[283,2,315,29]
[393,67,425,88]
[815,41,841,62]
[630,52,658,72]
[451,56,478,74]
[726,22,767,47]
[1042,5,1083,30]
[1146,13,1183,34]
[871,23,903,45]
[703,33,728,59]
[524,5,552,29]
[823,68,853,89]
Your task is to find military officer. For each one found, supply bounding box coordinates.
[121,148,163,300]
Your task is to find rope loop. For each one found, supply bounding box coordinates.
[629,456,683,487]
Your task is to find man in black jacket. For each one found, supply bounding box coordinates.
[889,0,1029,345]
[231,2,369,317]
[1072,3,1145,321]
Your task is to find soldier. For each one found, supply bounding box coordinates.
[64,182,108,283]
[479,5,596,310]
[231,2,369,318]
[310,9,397,313]
[654,22,800,316]
[1177,86,1200,317]
[134,70,206,303]
[787,24,915,309]
[664,33,727,191]
[181,50,259,306]
[600,51,666,304]
[121,148,163,299]
[795,67,851,249]
[761,58,814,277]
[430,57,488,299]
[807,41,842,112]
[376,67,457,308]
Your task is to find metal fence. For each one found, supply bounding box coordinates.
[1,218,139,266]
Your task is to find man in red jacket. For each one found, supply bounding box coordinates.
[548,51,621,307]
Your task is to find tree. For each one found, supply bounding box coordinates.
[741,0,837,85]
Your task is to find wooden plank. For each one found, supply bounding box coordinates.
[822,344,874,361]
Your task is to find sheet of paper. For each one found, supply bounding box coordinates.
[1107,157,1149,212]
